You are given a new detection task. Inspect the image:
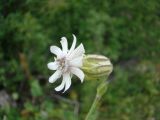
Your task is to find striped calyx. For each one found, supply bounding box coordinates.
[82,54,113,80]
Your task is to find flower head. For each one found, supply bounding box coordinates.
[47,34,85,92]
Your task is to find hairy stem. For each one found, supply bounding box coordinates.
[85,81,109,120]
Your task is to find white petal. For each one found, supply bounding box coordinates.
[49,70,61,83]
[68,34,77,54]
[55,79,65,91]
[50,46,62,56]
[60,37,68,53]
[68,43,85,59]
[70,67,84,82]
[69,56,83,67]
[47,62,59,70]
[63,73,71,93]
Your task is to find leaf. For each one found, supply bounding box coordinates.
[30,80,43,97]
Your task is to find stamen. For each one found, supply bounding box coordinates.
[57,57,69,73]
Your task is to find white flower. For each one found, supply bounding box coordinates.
[47,34,85,93]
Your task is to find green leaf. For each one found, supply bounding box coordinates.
[30,80,43,97]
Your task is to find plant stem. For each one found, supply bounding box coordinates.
[85,81,109,120]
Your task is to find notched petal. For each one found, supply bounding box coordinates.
[69,56,83,67]
[69,43,85,59]
[68,34,77,54]
[50,46,62,56]
[63,73,71,93]
[60,37,68,53]
[55,79,65,91]
[71,67,84,82]
[49,70,61,83]
[47,62,59,70]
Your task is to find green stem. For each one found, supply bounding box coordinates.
[85,81,109,120]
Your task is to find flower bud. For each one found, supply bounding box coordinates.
[82,54,113,80]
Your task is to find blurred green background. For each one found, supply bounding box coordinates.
[0,0,160,120]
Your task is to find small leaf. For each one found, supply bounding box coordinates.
[30,80,43,97]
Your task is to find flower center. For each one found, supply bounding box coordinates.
[57,57,69,73]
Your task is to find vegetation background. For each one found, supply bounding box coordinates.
[0,0,160,120]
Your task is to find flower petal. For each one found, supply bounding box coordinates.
[68,43,85,59]
[68,34,77,54]
[70,67,84,82]
[50,46,62,56]
[55,79,65,91]
[69,56,83,67]
[47,62,59,70]
[60,37,68,53]
[49,70,61,83]
[63,73,71,93]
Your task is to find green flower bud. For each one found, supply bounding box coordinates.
[82,54,113,80]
